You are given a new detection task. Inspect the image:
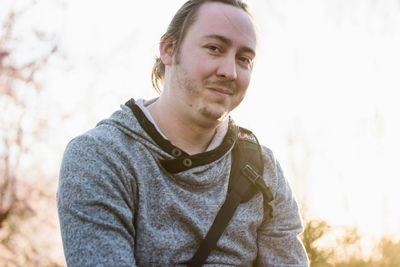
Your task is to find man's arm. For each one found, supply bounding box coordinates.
[256,147,309,267]
[57,134,137,267]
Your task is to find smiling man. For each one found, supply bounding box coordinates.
[57,0,309,266]
[149,1,256,155]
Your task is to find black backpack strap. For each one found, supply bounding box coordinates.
[187,127,273,267]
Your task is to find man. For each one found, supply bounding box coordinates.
[57,0,309,266]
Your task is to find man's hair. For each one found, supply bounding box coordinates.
[151,0,251,93]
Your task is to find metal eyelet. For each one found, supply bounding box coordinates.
[172,148,182,157]
[183,158,192,167]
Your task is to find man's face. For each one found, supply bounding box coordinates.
[166,2,257,127]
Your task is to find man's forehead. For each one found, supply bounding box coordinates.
[191,2,257,50]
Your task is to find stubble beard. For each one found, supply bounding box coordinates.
[174,64,230,126]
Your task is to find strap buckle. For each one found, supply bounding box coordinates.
[241,164,261,184]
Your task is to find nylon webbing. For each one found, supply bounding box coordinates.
[186,191,242,267]
[186,127,272,267]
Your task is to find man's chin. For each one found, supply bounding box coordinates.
[198,107,229,125]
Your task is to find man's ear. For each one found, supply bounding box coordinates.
[160,35,176,66]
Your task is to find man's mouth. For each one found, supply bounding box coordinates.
[207,86,233,96]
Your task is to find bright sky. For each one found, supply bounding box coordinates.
[3,0,400,247]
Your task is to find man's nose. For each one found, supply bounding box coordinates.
[216,56,237,81]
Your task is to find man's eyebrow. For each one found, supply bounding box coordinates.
[204,34,256,56]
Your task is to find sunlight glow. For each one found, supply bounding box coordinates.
[5,0,400,255]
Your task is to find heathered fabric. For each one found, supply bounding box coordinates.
[57,100,309,267]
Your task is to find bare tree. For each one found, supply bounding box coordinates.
[0,2,62,265]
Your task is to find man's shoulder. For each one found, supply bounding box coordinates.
[62,131,106,163]
[67,105,138,146]
[235,126,276,163]
[236,126,258,144]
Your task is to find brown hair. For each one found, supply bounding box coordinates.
[151,0,251,93]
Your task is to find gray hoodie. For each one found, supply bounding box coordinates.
[57,99,309,267]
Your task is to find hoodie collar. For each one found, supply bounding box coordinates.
[125,98,238,173]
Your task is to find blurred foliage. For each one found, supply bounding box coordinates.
[0,179,63,266]
[1,0,56,225]
[302,219,334,266]
[0,1,64,266]
[302,218,400,267]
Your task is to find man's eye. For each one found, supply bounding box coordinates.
[206,45,221,53]
[238,56,253,67]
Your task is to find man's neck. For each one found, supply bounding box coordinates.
[147,99,218,155]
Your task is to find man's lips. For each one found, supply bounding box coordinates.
[207,86,233,95]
